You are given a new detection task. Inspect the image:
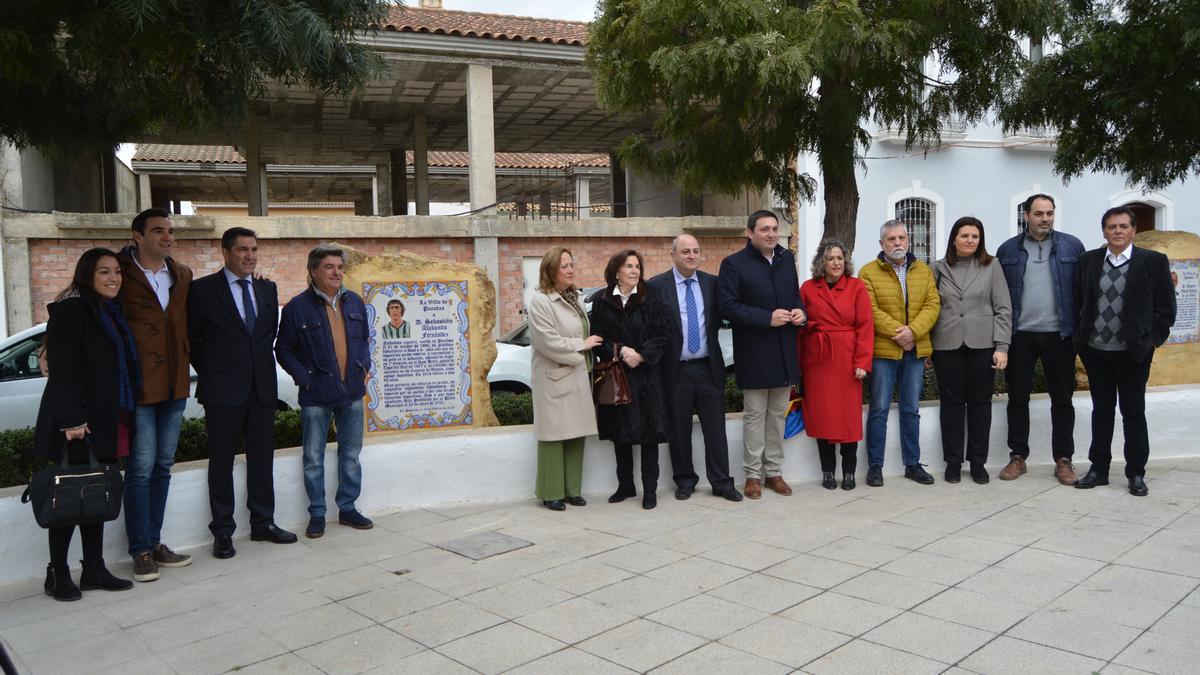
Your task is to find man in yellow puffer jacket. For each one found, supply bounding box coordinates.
[858,220,941,487]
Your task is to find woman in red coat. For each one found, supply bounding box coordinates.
[799,239,874,490]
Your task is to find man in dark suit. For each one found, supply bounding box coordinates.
[649,234,743,503]
[188,227,296,558]
[1073,205,1176,496]
[717,210,806,500]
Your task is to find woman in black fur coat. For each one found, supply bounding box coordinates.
[589,249,670,509]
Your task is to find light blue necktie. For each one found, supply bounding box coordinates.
[237,279,257,333]
[684,278,701,356]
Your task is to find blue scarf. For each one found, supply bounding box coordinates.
[96,298,142,413]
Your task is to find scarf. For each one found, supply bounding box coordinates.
[559,287,593,373]
[96,298,142,413]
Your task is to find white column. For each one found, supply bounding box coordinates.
[245,114,268,216]
[575,176,591,219]
[465,64,497,215]
[413,113,430,216]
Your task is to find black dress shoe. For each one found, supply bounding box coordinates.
[970,464,990,485]
[945,464,962,484]
[213,535,236,559]
[715,488,744,502]
[1128,475,1148,497]
[841,473,856,491]
[250,524,298,544]
[866,465,884,487]
[675,488,693,500]
[543,500,566,511]
[564,495,587,506]
[1075,469,1110,489]
[904,464,935,485]
[608,489,635,503]
[821,471,837,490]
[642,492,657,510]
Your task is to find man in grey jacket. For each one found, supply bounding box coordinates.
[995,194,1086,485]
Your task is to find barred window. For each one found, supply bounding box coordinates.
[1017,202,1028,233]
[894,198,935,263]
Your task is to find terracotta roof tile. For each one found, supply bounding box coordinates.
[379,6,589,46]
[134,144,244,164]
[135,145,607,171]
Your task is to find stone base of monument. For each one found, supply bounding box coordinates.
[1129,231,1200,387]
[0,387,1196,586]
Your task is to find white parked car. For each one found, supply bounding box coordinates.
[0,323,300,431]
[487,289,734,393]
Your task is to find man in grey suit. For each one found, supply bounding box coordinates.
[649,235,743,502]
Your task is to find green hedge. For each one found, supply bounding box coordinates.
[491,392,535,426]
[0,411,336,489]
[491,362,1053,425]
[0,428,35,490]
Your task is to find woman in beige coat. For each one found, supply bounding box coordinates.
[528,246,602,511]
[931,217,1013,485]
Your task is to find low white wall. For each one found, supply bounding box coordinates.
[1,386,1197,586]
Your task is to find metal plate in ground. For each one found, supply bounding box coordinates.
[438,531,533,560]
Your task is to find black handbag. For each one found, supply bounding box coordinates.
[21,438,123,529]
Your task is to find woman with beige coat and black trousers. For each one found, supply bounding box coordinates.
[528,246,602,511]
[931,217,1013,485]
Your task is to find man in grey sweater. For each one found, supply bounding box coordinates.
[995,194,1086,485]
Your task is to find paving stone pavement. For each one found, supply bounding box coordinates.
[3,457,1200,674]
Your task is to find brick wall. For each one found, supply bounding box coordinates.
[28,238,475,323]
[497,236,747,333]
[27,236,748,331]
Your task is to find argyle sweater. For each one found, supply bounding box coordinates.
[1089,258,1130,351]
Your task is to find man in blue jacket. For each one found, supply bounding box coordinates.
[276,245,373,538]
[995,194,1086,485]
[718,210,806,499]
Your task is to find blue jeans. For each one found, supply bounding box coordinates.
[866,352,925,468]
[124,398,187,556]
[301,399,364,518]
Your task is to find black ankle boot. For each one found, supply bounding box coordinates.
[80,559,133,592]
[822,472,837,490]
[608,488,635,503]
[841,473,856,491]
[45,563,81,602]
[642,488,657,510]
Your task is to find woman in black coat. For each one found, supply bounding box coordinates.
[589,249,670,509]
[34,248,140,601]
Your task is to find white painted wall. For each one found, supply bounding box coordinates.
[2,386,1198,586]
[17,147,54,212]
[625,168,684,217]
[797,120,1200,274]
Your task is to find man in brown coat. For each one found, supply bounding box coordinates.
[117,208,195,582]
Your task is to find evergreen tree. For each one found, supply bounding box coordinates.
[1002,0,1200,190]
[588,0,1059,249]
[0,0,389,152]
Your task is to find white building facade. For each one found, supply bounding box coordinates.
[798,118,1200,274]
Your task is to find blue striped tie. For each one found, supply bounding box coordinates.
[237,279,257,333]
[684,278,700,356]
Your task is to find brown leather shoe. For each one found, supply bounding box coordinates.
[1054,457,1078,485]
[764,476,793,496]
[744,478,762,500]
[998,455,1027,481]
